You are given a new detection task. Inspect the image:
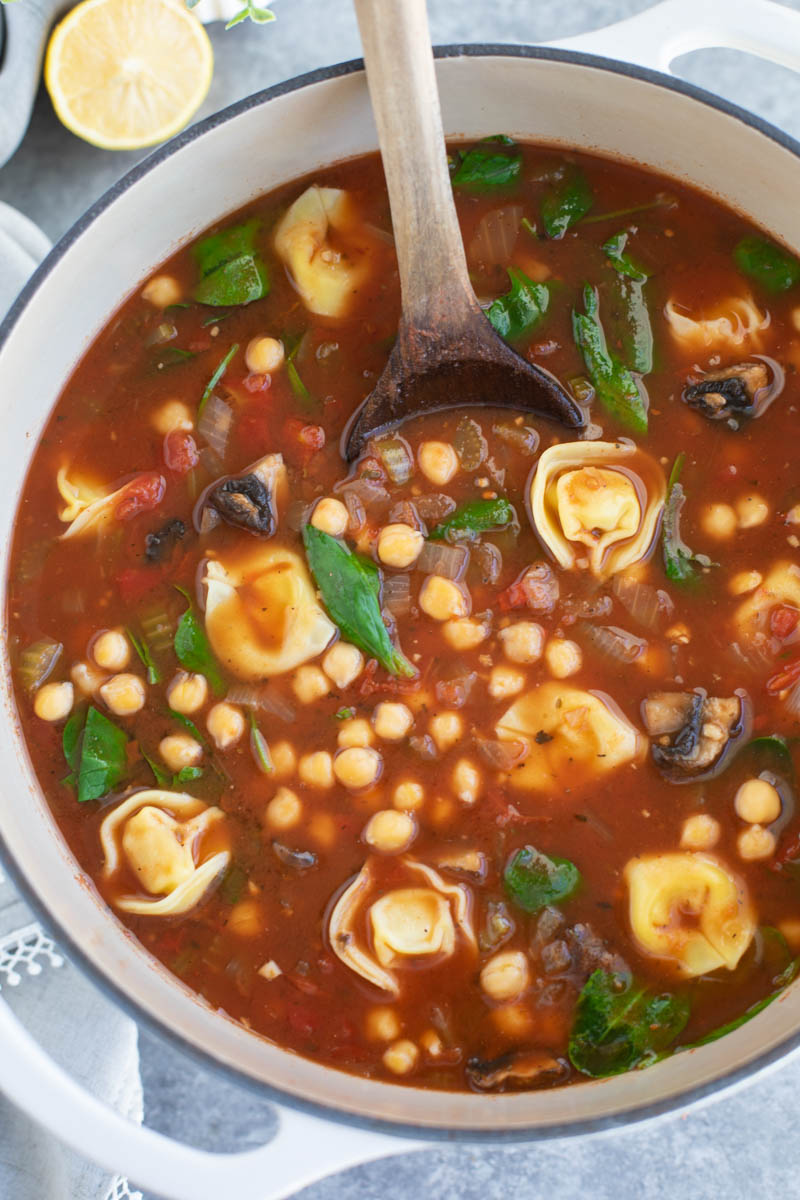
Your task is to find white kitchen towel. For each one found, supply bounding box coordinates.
[0,202,144,1200]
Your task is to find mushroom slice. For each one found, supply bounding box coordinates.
[682,360,771,424]
[625,852,756,977]
[328,857,475,997]
[203,542,335,680]
[274,185,369,318]
[664,294,769,355]
[735,561,800,644]
[530,441,665,579]
[466,1050,567,1092]
[100,790,230,917]
[496,682,644,792]
[197,453,288,537]
[642,690,750,783]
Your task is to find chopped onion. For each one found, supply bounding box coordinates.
[435,667,476,708]
[227,683,296,722]
[197,394,233,461]
[374,435,413,485]
[383,573,412,617]
[471,541,502,586]
[17,637,62,694]
[409,734,438,760]
[286,499,311,532]
[454,417,487,471]
[475,737,528,770]
[337,476,391,516]
[612,574,674,631]
[343,489,366,533]
[581,622,647,663]
[146,322,178,347]
[492,423,540,456]
[416,493,456,523]
[416,540,469,580]
[468,205,522,265]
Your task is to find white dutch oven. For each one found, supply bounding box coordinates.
[2,2,800,1196]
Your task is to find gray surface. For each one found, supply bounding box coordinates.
[2,0,800,1196]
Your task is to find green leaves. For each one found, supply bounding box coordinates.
[225,1,276,27]
[174,587,226,695]
[734,235,800,293]
[572,284,648,433]
[429,497,515,542]
[603,232,653,375]
[569,969,690,1077]
[662,453,709,587]
[541,165,593,239]
[128,628,161,684]
[198,343,239,417]
[486,269,550,342]
[451,136,522,193]
[503,845,581,914]
[64,706,128,804]
[192,219,269,306]
[303,525,415,678]
[602,231,648,282]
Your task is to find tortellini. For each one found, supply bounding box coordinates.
[203,542,335,679]
[530,441,665,579]
[328,857,476,997]
[664,294,769,355]
[734,561,800,644]
[57,467,165,540]
[274,185,370,318]
[625,852,755,977]
[495,683,644,791]
[100,791,230,916]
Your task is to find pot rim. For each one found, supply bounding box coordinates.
[3,42,800,1142]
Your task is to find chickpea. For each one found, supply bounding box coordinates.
[701,502,738,539]
[141,273,182,308]
[298,751,334,789]
[488,665,526,699]
[152,399,193,435]
[159,733,203,772]
[787,504,800,526]
[71,660,108,696]
[266,786,302,830]
[337,718,374,749]
[499,621,545,664]
[429,711,462,752]
[322,641,364,689]
[245,335,284,375]
[735,778,781,825]
[366,1007,401,1042]
[364,809,416,853]
[377,523,424,569]
[271,740,297,778]
[443,617,489,652]
[293,665,330,704]
[544,638,582,679]
[452,758,481,805]
[737,824,777,861]
[334,746,383,790]
[728,570,762,596]
[419,575,470,621]
[480,950,530,1002]
[99,673,146,717]
[373,701,414,741]
[392,780,425,811]
[418,441,458,486]
[680,813,721,850]
[382,1039,419,1075]
[33,681,74,723]
[736,494,770,529]
[166,671,208,715]
[91,629,130,672]
[311,497,349,538]
[206,701,245,750]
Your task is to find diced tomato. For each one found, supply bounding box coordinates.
[117,566,163,605]
[498,580,527,611]
[283,418,325,466]
[163,430,199,474]
[770,604,799,640]
[766,656,800,695]
[115,472,166,521]
[243,372,271,394]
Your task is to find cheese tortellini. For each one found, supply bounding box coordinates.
[664,294,769,356]
[57,467,155,541]
[495,682,644,791]
[328,857,476,997]
[274,185,370,318]
[203,542,335,679]
[625,852,755,977]
[100,791,230,916]
[530,441,665,579]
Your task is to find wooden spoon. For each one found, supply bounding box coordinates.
[342,0,584,461]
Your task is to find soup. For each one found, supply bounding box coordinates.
[9,140,800,1092]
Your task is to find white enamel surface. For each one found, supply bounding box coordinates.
[3,49,800,1137]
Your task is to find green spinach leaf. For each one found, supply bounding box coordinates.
[603,231,654,374]
[69,706,129,804]
[541,165,593,239]
[569,969,690,1077]
[174,587,226,695]
[198,342,239,417]
[734,235,800,294]
[128,627,161,684]
[451,136,522,193]
[662,452,711,586]
[572,284,648,432]
[602,231,649,282]
[486,269,550,342]
[504,845,581,914]
[429,497,515,542]
[193,218,269,306]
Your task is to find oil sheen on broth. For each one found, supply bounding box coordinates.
[9,140,800,1092]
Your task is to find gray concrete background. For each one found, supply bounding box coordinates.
[3,0,800,1196]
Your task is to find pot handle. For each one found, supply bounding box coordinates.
[0,997,418,1200]
[546,0,800,75]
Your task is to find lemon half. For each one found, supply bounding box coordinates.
[45,0,214,151]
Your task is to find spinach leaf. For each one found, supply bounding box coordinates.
[429,497,515,542]
[141,748,170,788]
[193,218,269,307]
[174,765,204,785]
[603,231,653,374]
[303,525,415,678]
[541,165,593,239]
[572,284,648,432]
[734,235,800,294]
[168,708,206,745]
[335,706,356,721]
[451,136,522,193]
[62,703,87,778]
[174,587,226,695]
[569,969,690,1077]
[128,628,161,685]
[486,269,550,342]
[662,453,711,586]
[285,336,313,407]
[198,342,239,417]
[602,231,649,282]
[69,706,128,804]
[504,845,581,914]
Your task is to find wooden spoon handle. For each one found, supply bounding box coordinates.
[353,0,477,333]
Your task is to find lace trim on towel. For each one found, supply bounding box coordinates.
[0,922,64,987]
[105,1175,144,1200]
